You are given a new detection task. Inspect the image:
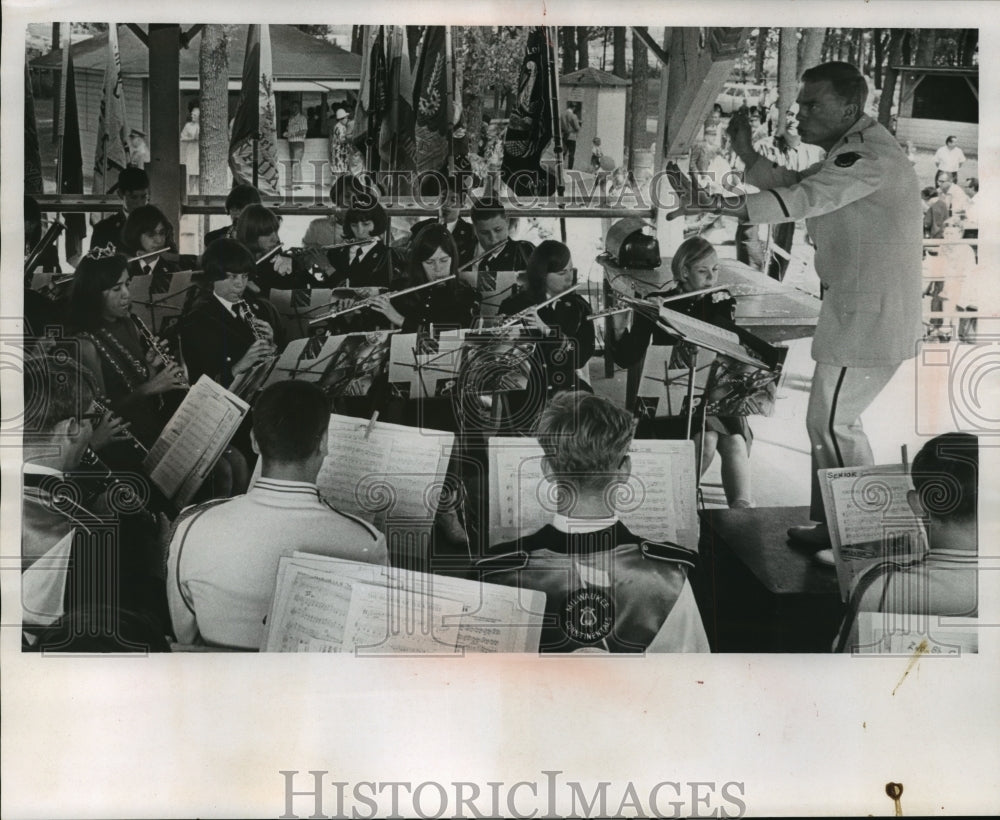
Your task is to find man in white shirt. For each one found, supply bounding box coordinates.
[167,380,388,649]
[933,135,966,182]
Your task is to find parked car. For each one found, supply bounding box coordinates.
[715,84,768,115]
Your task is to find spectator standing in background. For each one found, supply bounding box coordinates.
[934,135,966,182]
[560,102,581,169]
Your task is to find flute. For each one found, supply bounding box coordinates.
[499,284,581,329]
[308,277,455,326]
[131,313,189,388]
[127,247,172,264]
[280,238,371,256]
[458,240,509,272]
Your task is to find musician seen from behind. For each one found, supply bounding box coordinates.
[204,183,262,247]
[466,197,535,291]
[834,432,978,653]
[409,173,479,268]
[608,236,754,509]
[478,392,709,653]
[121,204,183,294]
[179,238,282,392]
[22,354,168,648]
[90,166,151,251]
[370,224,478,333]
[166,380,387,650]
[498,240,595,395]
[68,247,189,457]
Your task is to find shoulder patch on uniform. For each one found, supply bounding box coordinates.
[834,151,865,168]
[640,539,698,569]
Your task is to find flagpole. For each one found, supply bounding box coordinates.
[446,26,455,178]
[546,26,568,243]
[57,25,70,194]
[253,136,259,188]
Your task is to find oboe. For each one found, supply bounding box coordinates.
[131,313,188,387]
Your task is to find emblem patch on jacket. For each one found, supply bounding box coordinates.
[564,588,614,644]
[834,152,864,168]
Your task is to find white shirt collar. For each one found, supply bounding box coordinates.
[214,293,239,317]
[552,513,619,534]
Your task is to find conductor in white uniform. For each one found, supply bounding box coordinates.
[670,62,923,552]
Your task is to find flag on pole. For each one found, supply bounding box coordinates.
[25,59,43,195]
[351,26,387,170]
[412,26,451,175]
[58,46,87,262]
[93,24,131,198]
[229,24,280,194]
[502,27,554,196]
[379,25,417,173]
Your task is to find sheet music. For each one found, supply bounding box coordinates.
[262,554,544,653]
[819,464,925,599]
[313,415,454,524]
[143,376,249,506]
[387,332,467,398]
[657,306,765,368]
[488,437,698,548]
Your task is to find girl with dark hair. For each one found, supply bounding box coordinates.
[497,239,595,395]
[368,224,477,333]
[68,250,188,451]
[179,238,282,390]
[608,235,755,508]
[121,204,181,293]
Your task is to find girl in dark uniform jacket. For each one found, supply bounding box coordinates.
[498,240,595,395]
[121,205,183,294]
[370,223,477,334]
[233,204,308,295]
[608,236,753,508]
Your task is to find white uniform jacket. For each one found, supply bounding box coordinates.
[167,478,388,649]
[744,114,923,366]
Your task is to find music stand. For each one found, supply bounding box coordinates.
[477,270,522,318]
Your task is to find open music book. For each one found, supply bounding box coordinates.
[261,552,545,653]
[656,305,768,369]
[488,437,699,549]
[251,414,455,527]
[819,464,926,600]
[143,376,249,507]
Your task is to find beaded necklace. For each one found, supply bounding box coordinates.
[81,322,149,394]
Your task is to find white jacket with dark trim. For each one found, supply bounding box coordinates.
[745,114,923,367]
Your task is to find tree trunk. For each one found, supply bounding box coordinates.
[878,30,903,129]
[612,27,627,77]
[755,27,769,82]
[561,26,576,75]
[900,30,912,65]
[799,28,826,73]
[915,29,936,65]
[873,29,884,88]
[627,31,648,172]
[199,24,229,198]
[777,29,798,135]
[576,27,590,69]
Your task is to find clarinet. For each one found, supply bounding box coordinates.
[131,313,189,388]
[234,299,268,341]
[92,398,150,457]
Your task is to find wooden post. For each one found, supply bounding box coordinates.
[147,25,182,238]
